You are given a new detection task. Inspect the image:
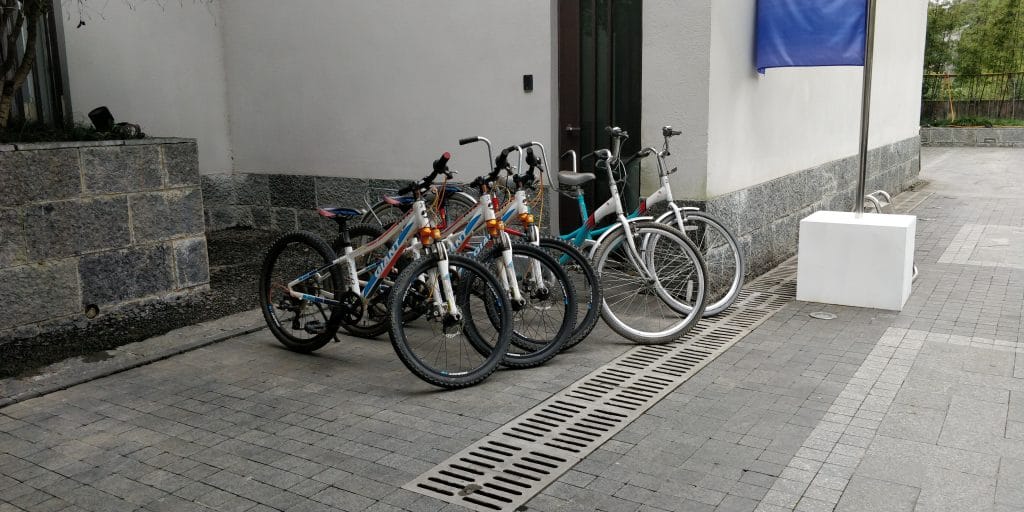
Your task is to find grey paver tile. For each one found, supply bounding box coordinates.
[835,476,919,512]
[915,466,996,512]
[996,457,1024,507]
[876,403,946,443]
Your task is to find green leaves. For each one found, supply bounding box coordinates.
[925,0,1024,74]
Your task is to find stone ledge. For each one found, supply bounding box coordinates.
[921,126,1024,147]
[4,137,198,152]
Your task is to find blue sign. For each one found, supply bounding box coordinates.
[756,0,868,73]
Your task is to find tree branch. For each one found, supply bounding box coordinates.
[1,8,25,77]
[7,6,39,94]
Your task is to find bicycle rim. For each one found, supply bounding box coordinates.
[659,210,744,316]
[388,254,512,388]
[596,222,706,343]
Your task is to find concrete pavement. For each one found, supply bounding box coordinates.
[2,146,1023,512]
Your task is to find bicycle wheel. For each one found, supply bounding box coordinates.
[332,223,393,339]
[388,253,512,389]
[593,221,707,344]
[477,243,576,368]
[258,231,343,353]
[657,209,744,316]
[536,237,601,350]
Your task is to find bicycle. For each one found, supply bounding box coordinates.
[614,126,745,316]
[259,153,513,389]
[340,140,600,353]
[435,136,577,368]
[493,141,603,350]
[556,127,709,344]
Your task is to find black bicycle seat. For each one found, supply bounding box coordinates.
[558,171,596,187]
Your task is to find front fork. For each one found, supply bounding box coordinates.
[617,215,658,282]
[430,242,463,321]
[495,231,527,309]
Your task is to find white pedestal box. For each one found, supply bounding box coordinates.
[796,211,916,311]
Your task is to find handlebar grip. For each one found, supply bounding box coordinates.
[670,129,681,136]
[519,142,534,149]
[605,126,628,138]
[502,144,518,153]
[458,137,479,146]
[525,148,539,167]
[432,152,451,172]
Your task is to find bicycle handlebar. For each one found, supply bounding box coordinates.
[397,152,453,196]
[458,137,480,146]
[605,126,629,139]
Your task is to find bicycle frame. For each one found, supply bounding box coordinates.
[440,178,531,305]
[286,198,458,314]
[555,140,656,279]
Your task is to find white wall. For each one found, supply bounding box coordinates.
[706,0,928,198]
[61,1,232,174]
[219,0,555,180]
[641,0,712,197]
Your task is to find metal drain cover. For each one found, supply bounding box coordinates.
[809,312,837,320]
[404,260,799,511]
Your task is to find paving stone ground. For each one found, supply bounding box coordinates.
[1,146,1022,512]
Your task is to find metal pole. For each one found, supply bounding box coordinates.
[855,0,878,216]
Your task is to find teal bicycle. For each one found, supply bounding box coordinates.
[551,127,708,344]
[556,126,745,317]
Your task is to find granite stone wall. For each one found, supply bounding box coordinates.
[0,139,210,374]
[920,126,1024,147]
[201,174,408,240]
[703,136,921,277]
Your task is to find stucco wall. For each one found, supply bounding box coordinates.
[61,2,233,174]
[705,0,928,198]
[218,0,555,180]
[640,0,712,197]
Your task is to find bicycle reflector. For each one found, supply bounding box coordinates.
[419,227,441,245]
[518,213,535,225]
[485,219,504,236]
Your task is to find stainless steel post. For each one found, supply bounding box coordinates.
[855,0,878,216]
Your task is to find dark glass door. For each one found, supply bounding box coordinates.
[558,0,642,232]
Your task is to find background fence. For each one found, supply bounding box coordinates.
[921,72,1024,121]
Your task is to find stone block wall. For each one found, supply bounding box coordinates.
[202,173,407,239]
[703,136,921,277]
[920,126,1024,147]
[0,139,209,370]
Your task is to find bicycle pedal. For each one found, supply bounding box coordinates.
[303,320,326,334]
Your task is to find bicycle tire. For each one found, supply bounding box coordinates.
[477,243,576,368]
[657,209,744,316]
[258,231,343,353]
[535,237,602,350]
[388,253,512,389]
[594,221,707,344]
[331,223,393,339]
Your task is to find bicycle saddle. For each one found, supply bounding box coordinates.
[558,171,596,187]
[317,207,364,219]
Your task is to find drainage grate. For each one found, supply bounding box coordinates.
[404,259,798,511]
